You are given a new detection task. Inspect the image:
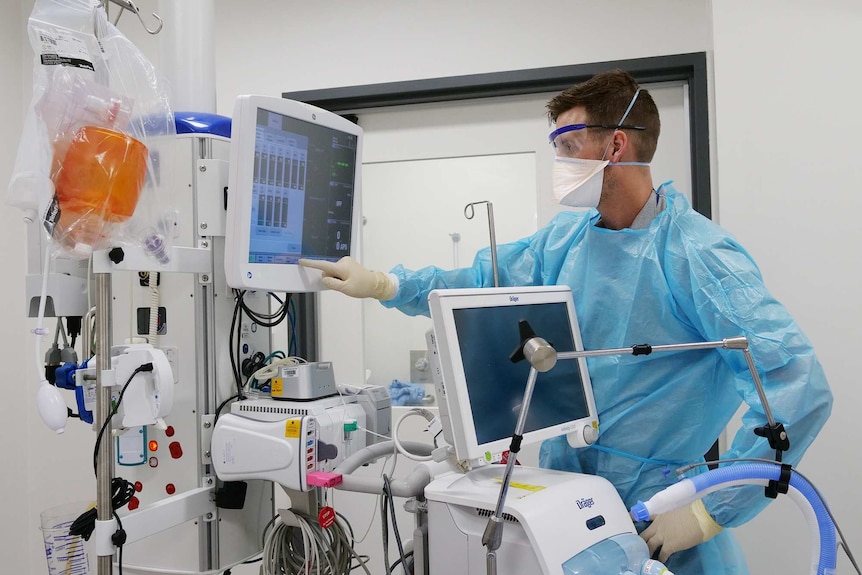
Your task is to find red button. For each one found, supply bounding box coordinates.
[165,426,175,437]
[134,481,143,493]
[169,441,183,459]
[166,483,176,495]
[128,497,140,511]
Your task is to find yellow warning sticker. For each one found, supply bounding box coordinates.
[271,378,283,397]
[491,477,546,492]
[285,419,301,438]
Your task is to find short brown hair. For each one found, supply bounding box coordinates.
[547,69,660,162]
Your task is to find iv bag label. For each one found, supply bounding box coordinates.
[284,419,301,438]
[33,26,94,70]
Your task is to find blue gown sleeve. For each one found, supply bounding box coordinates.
[381,211,589,317]
[667,222,833,527]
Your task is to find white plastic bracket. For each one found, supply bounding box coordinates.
[100,369,116,388]
[94,517,118,556]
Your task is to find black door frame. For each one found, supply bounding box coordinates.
[283,52,711,217]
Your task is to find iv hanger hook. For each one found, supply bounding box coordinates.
[463,200,500,288]
[130,0,163,35]
[107,0,164,34]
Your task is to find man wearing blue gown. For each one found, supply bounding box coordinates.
[301,69,832,575]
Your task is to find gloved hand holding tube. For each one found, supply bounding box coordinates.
[298,257,398,300]
[639,500,723,562]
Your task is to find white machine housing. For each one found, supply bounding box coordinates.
[111,343,174,428]
[425,466,638,575]
[211,395,378,490]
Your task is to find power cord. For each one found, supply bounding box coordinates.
[381,475,409,575]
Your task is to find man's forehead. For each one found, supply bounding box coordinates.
[556,106,588,127]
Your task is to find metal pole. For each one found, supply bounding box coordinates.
[464,201,500,287]
[95,272,113,575]
[486,203,499,288]
[482,367,539,575]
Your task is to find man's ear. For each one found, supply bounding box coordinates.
[608,130,628,162]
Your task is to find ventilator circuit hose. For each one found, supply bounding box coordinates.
[630,463,836,575]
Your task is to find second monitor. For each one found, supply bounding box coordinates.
[427,285,599,468]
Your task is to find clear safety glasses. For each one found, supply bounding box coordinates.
[549,88,647,158]
[549,123,645,158]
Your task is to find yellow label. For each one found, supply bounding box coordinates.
[285,419,301,438]
[271,378,283,397]
[491,477,546,492]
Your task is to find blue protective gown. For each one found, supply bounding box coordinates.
[382,186,832,575]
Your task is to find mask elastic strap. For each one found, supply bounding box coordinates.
[601,88,642,161]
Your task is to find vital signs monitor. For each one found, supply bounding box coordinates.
[427,286,599,467]
[225,95,362,292]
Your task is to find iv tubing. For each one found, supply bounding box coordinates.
[631,463,836,575]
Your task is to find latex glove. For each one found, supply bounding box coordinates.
[298,256,397,300]
[640,500,723,562]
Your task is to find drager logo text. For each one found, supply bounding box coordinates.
[576,498,595,510]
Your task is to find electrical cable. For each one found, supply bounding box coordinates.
[214,393,240,423]
[228,291,244,399]
[383,475,409,575]
[389,550,414,574]
[260,509,370,575]
[238,290,289,328]
[92,363,154,472]
[288,296,297,357]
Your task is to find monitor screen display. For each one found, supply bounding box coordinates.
[225,95,362,293]
[248,108,357,265]
[453,302,589,446]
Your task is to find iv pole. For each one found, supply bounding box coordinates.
[481,332,785,575]
[95,273,114,575]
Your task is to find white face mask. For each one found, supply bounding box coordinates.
[552,157,609,208]
[550,88,650,209]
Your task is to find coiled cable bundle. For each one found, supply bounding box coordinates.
[261,509,371,575]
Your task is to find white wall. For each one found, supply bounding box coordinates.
[1,4,30,574]
[712,1,862,572]
[11,1,856,573]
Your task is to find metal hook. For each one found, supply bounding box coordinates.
[106,0,163,34]
[463,201,500,287]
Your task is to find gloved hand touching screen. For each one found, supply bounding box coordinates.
[299,256,397,300]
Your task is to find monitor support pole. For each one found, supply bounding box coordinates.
[482,333,782,575]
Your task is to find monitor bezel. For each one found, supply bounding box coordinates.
[429,285,598,466]
[225,95,363,293]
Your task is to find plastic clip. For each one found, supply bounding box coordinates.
[765,463,793,499]
[753,422,791,460]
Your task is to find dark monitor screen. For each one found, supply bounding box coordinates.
[453,302,590,446]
